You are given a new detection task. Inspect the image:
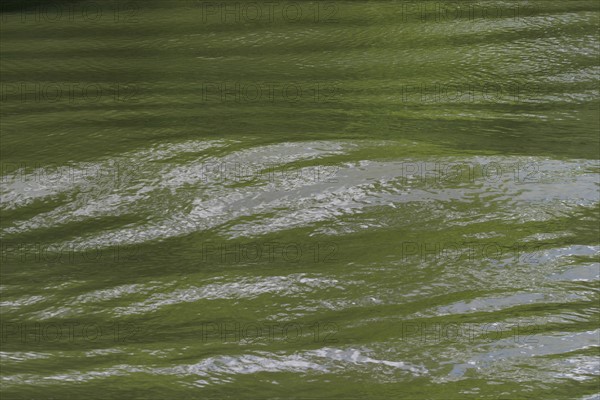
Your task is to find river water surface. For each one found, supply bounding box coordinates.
[1,1,599,399]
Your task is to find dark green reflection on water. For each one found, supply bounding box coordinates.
[1,1,599,399]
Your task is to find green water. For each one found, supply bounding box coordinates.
[1,1,599,399]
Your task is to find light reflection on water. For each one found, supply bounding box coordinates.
[0,0,598,399]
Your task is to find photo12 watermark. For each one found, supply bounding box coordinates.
[200,241,339,264]
[0,320,339,344]
[1,161,143,185]
[199,320,339,343]
[197,162,338,184]
[398,241,554,265]
[0,161,339,196]
[0,242,143,265]
[393,161,542,185]
[398,81,541,104]
[1,1,142,24]
[191,1,340,24]
[0,83,141,104]
[392,2,540,23]
[399,321,540,344]
[0,321,144,344]
[199,82,341,103]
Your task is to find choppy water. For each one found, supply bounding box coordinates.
[1,1,599,399]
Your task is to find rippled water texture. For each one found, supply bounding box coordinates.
[1,1,599,399]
